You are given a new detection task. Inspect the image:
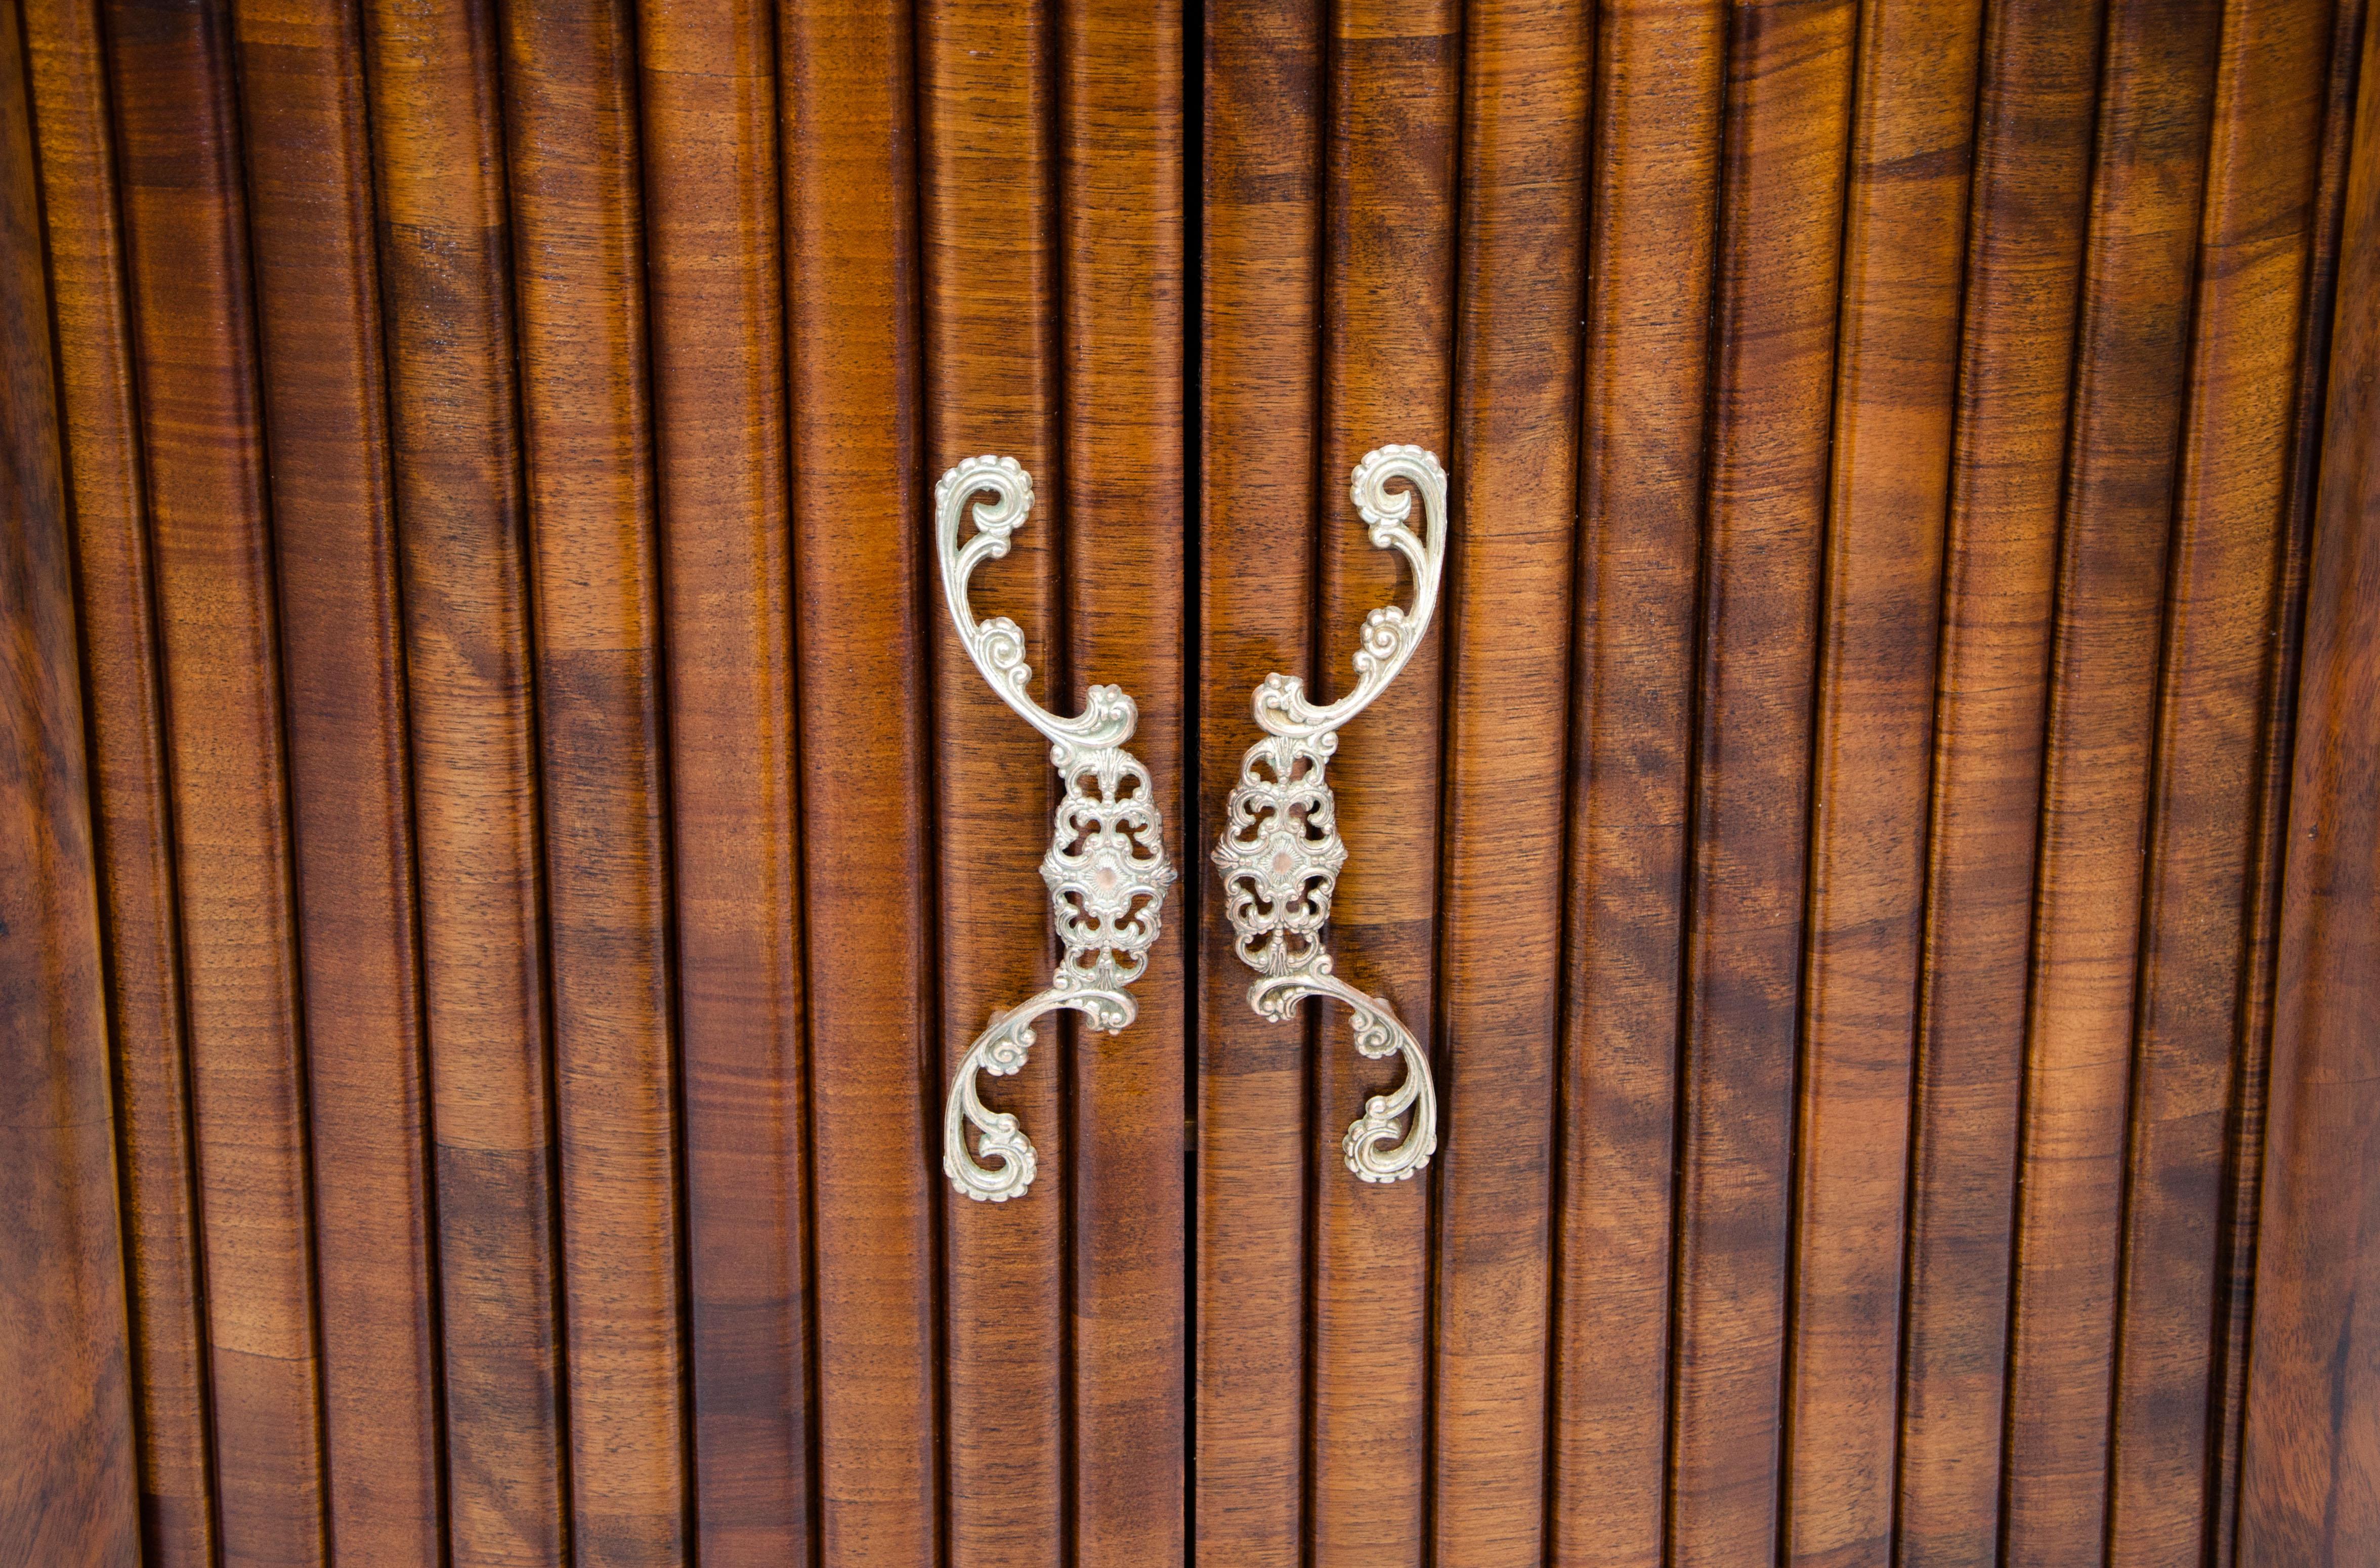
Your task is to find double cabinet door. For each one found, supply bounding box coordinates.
[6,0,2372,1563]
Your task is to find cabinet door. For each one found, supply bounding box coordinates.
[6,1,2378,1565]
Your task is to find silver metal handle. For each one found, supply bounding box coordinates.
[937,456,1177,1202]
[1213,444,1444,1183]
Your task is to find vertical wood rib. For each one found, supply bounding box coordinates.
[916,0,1066,1554]
[1548,5,1724,1564]
[2237,8,2380,1557]
[2106,2,2335,1561]
[1666,3,1854,1562]
[232,1,442,1558]
[1309,0,1456,1555]
[1195,1,1320,1557]
[499,2,687,1560]
[1783,3,1980,1564]
[1893,4,2104,1561]
[363,0,569,1556]
[20,2,217,1557]
[103,0,330,1557]
[2000,1,2222,1557]
[1430,1,1586,1560]
[1056,0,1187,1557]
[636,0,813,1557]
[0,5,140,1552]
[777,0,942,1557]
[2209,7,2367,1560]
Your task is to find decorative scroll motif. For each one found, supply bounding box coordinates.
[937,455,1175,1202]
[1213,444,1446,1182]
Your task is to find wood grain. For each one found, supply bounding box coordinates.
[1547,5,1723,1564]
[2209,7,2367,1562]
[0,6,139,1553]
[105,0,330,1556]
[2105,3,2333,1561]
[1195,1,1321,1558]
[19,1,216,1558]
[1057,0,1188,1557]
[637,0,813,1557]
[2001,3,2221,1558]
[2237,7,2380,1560]
[778,0,943,1557]
[1430,1,1587,1560]
[1783,4,1978,1564]
[1667,3,1854,1562]
[1310,0,1456,1555]
[363,0,569,1555]
[1893,4,2105,1561]
[500,2,688,1559]
[233,1,443,1558]
[916,0,1066,1554]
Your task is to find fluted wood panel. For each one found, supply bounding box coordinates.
[8,0,2373,1561]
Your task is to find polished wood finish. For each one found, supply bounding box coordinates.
[7,4,2373,1562]
[236,2,443,1556]
[21,1,215,1557]
[2240,4,2380,1559]
[0,7,138,1556]
[1196,4,1321,1559]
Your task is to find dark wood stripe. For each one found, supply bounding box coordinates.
[20,2,216,1558]
[233,1,443,1557]
[2207,5,2368,1559]
[1548,4,1724,1563]
[636,0,814,1556]
[499,2,688,1559]
[1309,0,1458,1555]
[1893,5,2105,1561]
[2105,3,2335,1560]
[2000,2,2222,1557]
[1056,0,1187,1555]
[363,0,570,1554]
[778,0,942,1556]
[2236,7,2380,1559]
[916,0,1067,1554]
[105,0,331,1556]
[1666,3,1855,1561]
[0,5,140,1553]
[1195,1,1321,1558]
[1430,0,1588,1559]
[1782,3,1979,1563]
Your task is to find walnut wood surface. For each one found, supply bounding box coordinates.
[917,0,1066,1556]
[0,9,138,1557]
[364,0,571,1557]
[2002,5,2222,1559]
[1058,2,1187,1557]
[1310,0,1454,1555]
[106,1,330,1557]
[640,0,814,1558]
[21,2,215,1559]
[779,1,942,1560]
[1668,4,1854,1562]
[1784,6,1978,1565]
[5,4,2370,1561]
[235,2,443,1557]
[1195,4,1320,1559]
[2239,5,2380,1560]
[1548,5,1722,1564]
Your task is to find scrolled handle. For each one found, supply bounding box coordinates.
[1212,444,1444,1183]
[937,457,1176,1202]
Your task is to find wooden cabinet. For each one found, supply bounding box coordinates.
[4,0,2377,1562]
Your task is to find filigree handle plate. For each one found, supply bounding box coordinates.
[1213,445,1445,1182]
[937,456,1176,1202]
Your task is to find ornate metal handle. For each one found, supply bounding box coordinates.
[937,456,1176,1202]
[1212,445,1444,1183]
